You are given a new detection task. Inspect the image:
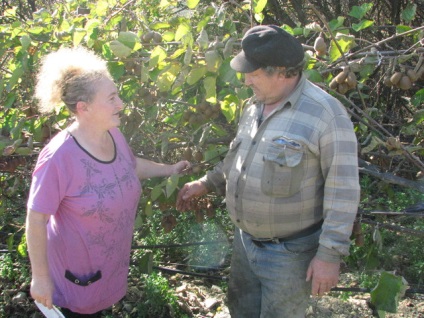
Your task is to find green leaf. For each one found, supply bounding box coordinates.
[138,252,153,274]
[157,63,181,92]
[162,30,175,42]
[7,66,24,91]
[197,29,209,50]
[304,69,323,83]
[108,62,125,80]
[186,65,207,85]
[95,0,109,17]
[109,40,132,58]
[117,31,140,50]
[151,184,164,201]
[175,22,191,42]
[365,245,380,270]
[171,68,189,94]
[165,174,180,198]
[253,0,268,14]
[73,28,86,47]
[161,136,169,157]
[149,46,167,68]
[205,145,228,163]
[217,60,237,84]
[349,3,373,20]
[85,19,101,35]
[19,34,31,51]
[361,135,385,154]
[281,24,296,35]
[27,26,44,35]
[372,228,383,250]
[150,22,171,30]
[328,33,357,62]
[396,25,412,34]
[0,78,4,100]
[10,118,25,140]
[220,94,238,123]
[17,234,27,257]
[205,50,222,73]
[144,201,153,217]
[32,8,51,22]
[359,64,376,80]
[134,213,143,229]
[352,20,374,32]
[136,63,149,83]
[328,17,345,31]
[370,272,408,313]
[254,12,264,23]
[204,76,216,104]
[401,4,417,23]
[411,89,424,108]
[187,0,200,9]
[6,234,14,251]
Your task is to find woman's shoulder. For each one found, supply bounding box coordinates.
[36,130,75,163]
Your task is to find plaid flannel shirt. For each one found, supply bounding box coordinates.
[202,74,360,262]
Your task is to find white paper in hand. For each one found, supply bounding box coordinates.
[35,301,65,318]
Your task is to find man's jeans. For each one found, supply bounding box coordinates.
[227,227,321,318]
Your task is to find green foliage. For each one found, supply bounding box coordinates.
[0,254,16,281]
[370,272,408,314]
[137,272,183,318]
[0,253,30,287]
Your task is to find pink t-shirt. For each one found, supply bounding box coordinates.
[27,127,142,314]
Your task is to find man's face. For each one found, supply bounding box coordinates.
[244,68,284,104]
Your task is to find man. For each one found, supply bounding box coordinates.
[176,25,360,318]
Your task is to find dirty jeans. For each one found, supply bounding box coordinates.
[227,227,320,318]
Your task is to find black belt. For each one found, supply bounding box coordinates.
[251,219,323,248]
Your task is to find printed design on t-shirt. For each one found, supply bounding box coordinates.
[79,159,117,199]
[82,201,114,223]
[90,208,135,263]
[78,154,138,261]
[120,167,136,189]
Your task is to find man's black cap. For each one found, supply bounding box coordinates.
[230,25,304,73]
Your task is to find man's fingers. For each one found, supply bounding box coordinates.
[312,283,334,297]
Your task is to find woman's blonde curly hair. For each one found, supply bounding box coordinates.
[34,46,112,114]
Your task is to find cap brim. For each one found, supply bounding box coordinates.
[230,50,261,73]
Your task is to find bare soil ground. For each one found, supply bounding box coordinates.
[176,275,424,318]
[4,273,424,317]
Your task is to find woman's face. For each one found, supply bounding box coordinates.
[85,77,124,129]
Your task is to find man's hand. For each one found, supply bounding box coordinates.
[306,257,340,297]
[176,180,208,211]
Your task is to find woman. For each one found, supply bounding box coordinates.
[26,47,190,317]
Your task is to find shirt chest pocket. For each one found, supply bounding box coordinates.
[261,137,305,197]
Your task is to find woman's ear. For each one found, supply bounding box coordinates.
[75,101,89,113]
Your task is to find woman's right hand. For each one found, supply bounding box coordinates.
[30,274,54,309]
